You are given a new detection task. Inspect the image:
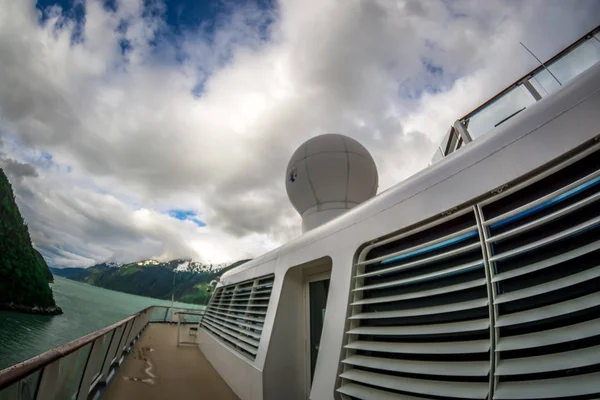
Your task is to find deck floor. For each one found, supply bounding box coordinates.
[103,324,238,400]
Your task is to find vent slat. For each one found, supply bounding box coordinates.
[496,318,600,352]
[354,260,484,292]
[492,239,600,282]
[345,340,490,354]
[218,304,269,308]
[340,369,489,399]
[203,317,261,340]
[201,320,260,347]
[348,318,490,336]
[337,383,424,400]
[205,311,263,331]
[350,298,488,319]
[202,316,261,339]
[351,278,486,306]
[357,242,481,279]
[342,355,490,376]
[495,264,600,304]
[206,306,267,315]
[358,222,477,266]
[488,215,600,263]
[484,169,600,228]
[495,291,600,327]
[206,309,265,323]
[220,289,272,298]
[496,345,600,375]
[487,190,600,243]
[494,371,600,399]
[231,296,271,302]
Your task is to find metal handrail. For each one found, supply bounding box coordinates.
[0,304,203,398]
[174,311,207,346]
[0,306,152,391]
[458,24,600,122]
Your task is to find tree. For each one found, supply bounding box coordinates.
[0,167,60,314]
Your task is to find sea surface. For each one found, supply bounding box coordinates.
[0,277,203,370]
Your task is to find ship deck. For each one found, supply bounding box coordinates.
[103,324,238,400]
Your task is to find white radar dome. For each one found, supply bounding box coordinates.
[286,133,378,232]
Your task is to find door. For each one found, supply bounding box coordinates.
[308,278,330,384]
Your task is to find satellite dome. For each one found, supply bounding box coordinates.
[286,133,378,232]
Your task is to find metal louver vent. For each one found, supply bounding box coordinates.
[200,275,274,360]
[338,144,600,399]
[480,146,600,399]
[339,209,492,400]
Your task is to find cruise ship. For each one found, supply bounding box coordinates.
[1,25,600,400]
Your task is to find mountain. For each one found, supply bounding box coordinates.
[51,258,251,305]
[0,167,61,315]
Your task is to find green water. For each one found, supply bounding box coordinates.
[0,277,203,370]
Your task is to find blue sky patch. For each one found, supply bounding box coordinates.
[423,59,444,76]
[36,0,277,37]
[23,151,56,170]
[168,209,206,227]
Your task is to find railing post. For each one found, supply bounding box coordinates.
[35,361,59,400]
[76,337,104,400]
[113,320,133,365]
[99,328,121,384]
[177,313,181,346]
[453,119,473,144]
[522,79,542,101]
[124,317,139,351]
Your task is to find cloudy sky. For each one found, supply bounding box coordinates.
[0,0,598,268]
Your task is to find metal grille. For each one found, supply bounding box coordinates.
[339,144,600,399]
[339,209,492,400]
[480,145,600,399]
[200,275,274,360]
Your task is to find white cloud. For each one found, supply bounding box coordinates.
[0,0,598,267]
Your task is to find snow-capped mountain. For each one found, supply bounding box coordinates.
[50,258,251,305]
[106,262,122,268]
[127,258,229,273]
[173,259,228,272]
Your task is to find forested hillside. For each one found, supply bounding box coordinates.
[0,168,61,315]
[52,259,250,305]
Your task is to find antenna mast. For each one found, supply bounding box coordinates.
[520,41,562,87]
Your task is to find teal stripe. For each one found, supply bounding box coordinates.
[381,230,478,265]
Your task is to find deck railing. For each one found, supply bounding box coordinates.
[431,24,600,163]
[0,305,201,400]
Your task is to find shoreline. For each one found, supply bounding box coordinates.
[53,276,205,308]
[0,303,63,316]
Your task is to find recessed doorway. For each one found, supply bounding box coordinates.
[305,271,330,392]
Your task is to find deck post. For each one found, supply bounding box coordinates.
[76,336,104,400]
[35,360,59,400]
[177,315,181,346]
